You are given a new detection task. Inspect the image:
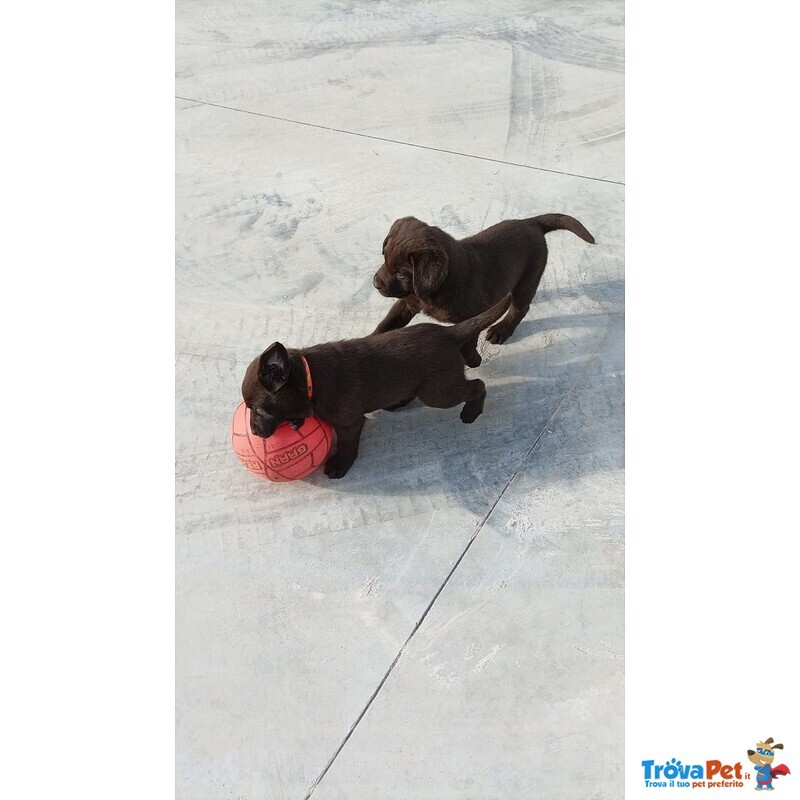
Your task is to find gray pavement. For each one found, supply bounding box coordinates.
[176,2,624,798]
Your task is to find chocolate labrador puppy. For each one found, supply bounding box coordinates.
[241,295,511,478]
[372,213,594,344]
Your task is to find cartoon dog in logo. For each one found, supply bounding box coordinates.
[747,738,790,790]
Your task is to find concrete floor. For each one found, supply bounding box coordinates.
[176,2,623,798]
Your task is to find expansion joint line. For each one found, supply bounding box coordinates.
[175,96,624,186]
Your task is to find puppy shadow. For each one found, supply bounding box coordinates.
[499,277,625,345]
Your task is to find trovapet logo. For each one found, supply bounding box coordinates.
[641,758,745,789]
[641,736,791,791]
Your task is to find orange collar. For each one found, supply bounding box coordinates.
[300,355,313,400]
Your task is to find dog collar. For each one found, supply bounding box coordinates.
[300,355,313,400]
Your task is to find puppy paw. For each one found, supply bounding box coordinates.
[460,406,482,424]
[486,324,511,345]
[324,455,355,479]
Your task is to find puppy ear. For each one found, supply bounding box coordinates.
[411,246,448,297]
[258,342,290,390]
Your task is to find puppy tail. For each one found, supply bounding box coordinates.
[530,213,595,244]
[451,294,512,341]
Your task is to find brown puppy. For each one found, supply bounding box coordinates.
[241,296,511,479]
[372,213,595,344]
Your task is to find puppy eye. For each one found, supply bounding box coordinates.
[254,407,268,418]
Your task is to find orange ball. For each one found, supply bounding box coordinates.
[231,402,334,482]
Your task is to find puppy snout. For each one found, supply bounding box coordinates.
[373,269,395,297]
[250,417,278,439]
